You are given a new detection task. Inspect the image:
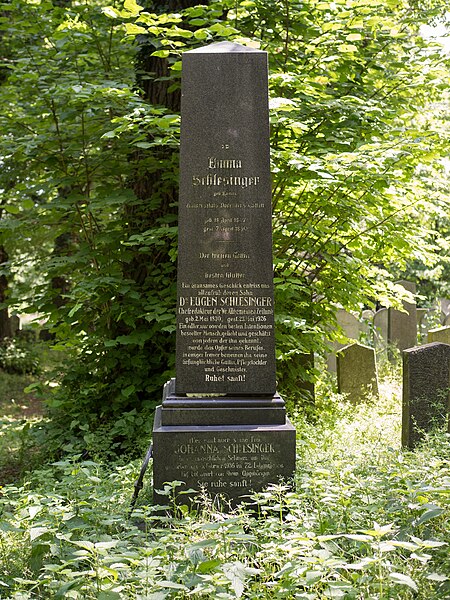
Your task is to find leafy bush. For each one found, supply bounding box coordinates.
[0,375,449,599]
[0,339,40,375]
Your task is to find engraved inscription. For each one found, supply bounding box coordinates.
[170,434,286,493]
[177,136,275,392]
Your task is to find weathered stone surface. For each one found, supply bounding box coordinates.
[10,314,20,336]
[161,379,286,426]
[327,309,360,372]
[428,326,450,345]
[388,280,417,355]
[402,342,450,448]
[440,298,450,316]
[175,42,275,395]
[373,307,388,349]
[360,310,375,343]
[337,342,379,404]
[153,406,296,506]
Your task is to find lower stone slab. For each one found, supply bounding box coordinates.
[152,405,296,505]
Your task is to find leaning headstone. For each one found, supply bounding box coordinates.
[152,42,296,506]
[337,343,379,404]
[388,280,417,356]
[326,309,360,372]
[428,326,450,346]
[402,342,450,448]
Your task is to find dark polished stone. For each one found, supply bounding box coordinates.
[151,42,296,506]
[402,342,450,448]
[153,405,296,506]
[176,42,276,396]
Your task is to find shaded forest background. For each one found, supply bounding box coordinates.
[0,0,449,453]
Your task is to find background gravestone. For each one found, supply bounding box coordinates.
[326,309,360,372]
[337,342,379,404]
[10,314,20,337]
[388,280,417,356]
[360,309,375,343]
[428,326,450,345]
[416,308,429,343]
[440,298,450,316]
[152,42,296,505]
[402,342,450,448]
[373,307,388,351]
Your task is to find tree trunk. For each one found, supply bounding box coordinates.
[0,245,12,340]
[124,0,211,292]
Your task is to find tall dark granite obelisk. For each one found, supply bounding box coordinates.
[152,42,296,505]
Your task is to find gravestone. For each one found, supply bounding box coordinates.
[326,309,360,372]
[388,280,417,356]
[440,298,450,316]
[445,314,450,327]
[402,342,450,448]
[360,309,375,343]
[337,342,379,404]
[428,326,450,346]
[10,314,20,337]
[152,42,296,505]
[417,308,433,343]
[373,307,388,349]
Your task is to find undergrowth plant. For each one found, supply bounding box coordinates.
[0,374,449,599]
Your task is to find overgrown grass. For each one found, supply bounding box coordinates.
[0,370,449,599]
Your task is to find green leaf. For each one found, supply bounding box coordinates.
[125,23,147,35]
[156,581,188,590]
[151,50,170,58]
[102,6,120,18]
[123,0,143,16]
[121,384,135,398]
[197,559,222,573]
[5,205,20,215]
[22,198,34,210]
[389,572,418,592]
[416,506,444,526]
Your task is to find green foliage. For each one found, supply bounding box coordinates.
[0,339,40,375]
[0,377,449,598]
[0,0,449,448]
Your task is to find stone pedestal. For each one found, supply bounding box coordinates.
[152,379,296,505]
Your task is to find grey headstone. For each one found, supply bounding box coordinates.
[10,315,20,336]
[362,309,375,320]
[337,342,379,404]
[440,298,450,316]
[402,342,450,448]
[152,42,295,506]
[360,310,375,344]
[417,308,429,343]
[175,41,275,395]
[445,314,450,327]
[428,326,450,346]
[373,307,388,349]
[388,280,417,355]
[326,309,360,372]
